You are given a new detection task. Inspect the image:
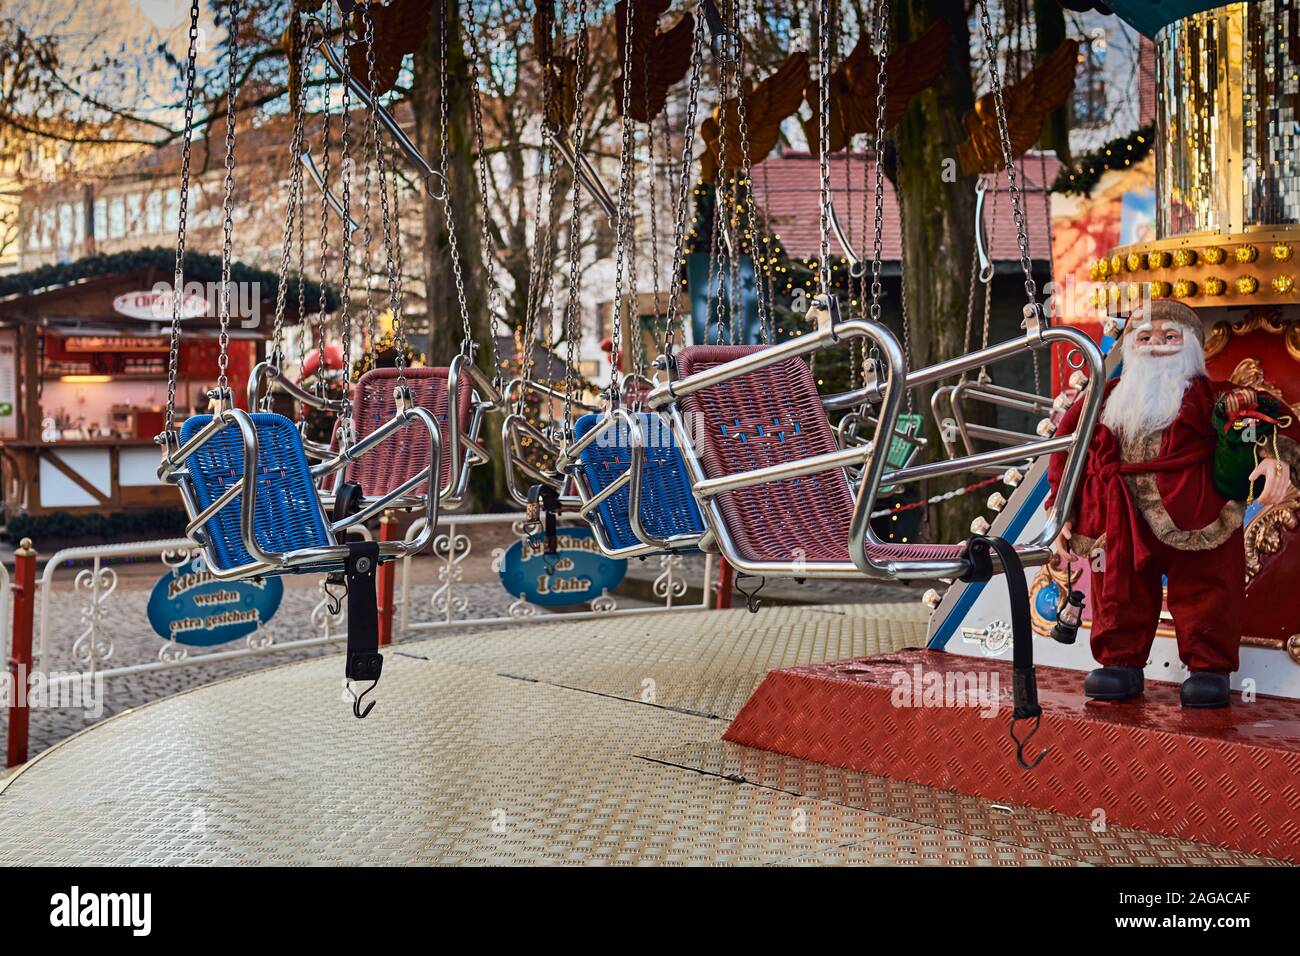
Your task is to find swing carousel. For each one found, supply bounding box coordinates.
[1,0,1297,867]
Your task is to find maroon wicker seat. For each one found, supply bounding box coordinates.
[675,345,1006,569]
[864,541,966,561]
[346,367,473,497]
[676,345,859,563]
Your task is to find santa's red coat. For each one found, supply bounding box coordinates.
[1047,376,1230,540]
[1047,375,1244,672]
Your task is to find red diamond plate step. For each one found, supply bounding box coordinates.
[724,650,1300,862]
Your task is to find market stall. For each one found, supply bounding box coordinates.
[0,249,323,517]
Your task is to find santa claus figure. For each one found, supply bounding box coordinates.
[1047,300,1295,708]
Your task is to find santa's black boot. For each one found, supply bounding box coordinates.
[1180,671,1230,709]
[1084,666,1145,701]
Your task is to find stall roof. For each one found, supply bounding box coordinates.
[0,247,339,325]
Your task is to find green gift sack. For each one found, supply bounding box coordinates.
[1212,391,1288,501]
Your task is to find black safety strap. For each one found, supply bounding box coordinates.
[527,483,562,556]
[332,481,364,525]
[344,540,382,719]
[962,534,1047,770]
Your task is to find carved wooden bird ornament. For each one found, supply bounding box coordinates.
[957,39,1079,175]
[614,0,695,123]
[801,20,950,153]
[699,51,809,181]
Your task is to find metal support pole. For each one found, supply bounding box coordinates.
[714,557,734,610]
[7,538,37,768]
[377,513,397,647]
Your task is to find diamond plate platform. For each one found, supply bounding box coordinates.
[724,650,1300,863]
[0,605,1283,865]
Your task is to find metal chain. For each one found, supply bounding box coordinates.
[436,5,475,362]
[608,0,638,398]
[336,13,355,423]
[163,0,201,435]
[560,0,591,439]
[314,2,334,408]
[463,2,507,387]
[865,0,890,367]
[976,0,1037,309]
[372,22,405,390]
[815,0,833,298]
[359,5,381,364]
[647,94,663,325]
[215,0,240,396]
[661,0,707,356]
[519,145,557,412]
[267,10,309,409]
[710,15,731,345]
[733,0,768,344]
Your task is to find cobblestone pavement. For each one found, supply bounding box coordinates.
[2,544,918,765]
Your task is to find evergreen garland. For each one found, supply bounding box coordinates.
[1052,124,1155,197]
[0,246,339,312]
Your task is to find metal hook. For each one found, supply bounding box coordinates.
[974,179,994,284]
[324,575,347,617]
[1010,714,1048,770]
[348,679,378,719]
[735,573,765,613]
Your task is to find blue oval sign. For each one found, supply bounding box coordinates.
[147,556,284,646]
[498,526,627,607]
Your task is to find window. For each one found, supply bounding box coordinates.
[42,207,55,249]
[164,188,180,230]
[108,196,125,238]
[73,201,85,245]
[125,192,143,235]
[145,190,163,234]
[94,198,107,239]
[57,202,73,249]
[1073,31,1108,129]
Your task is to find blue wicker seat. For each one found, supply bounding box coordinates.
[572,411,705,551]
[179,412,334,572]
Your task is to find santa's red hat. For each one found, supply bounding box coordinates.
[1121,299,1206,347]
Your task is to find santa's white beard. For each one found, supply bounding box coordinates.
[1100,337,1207,443]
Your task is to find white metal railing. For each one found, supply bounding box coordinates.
[399,511,715,634]
[26,513,713,686]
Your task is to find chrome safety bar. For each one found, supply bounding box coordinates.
[556,406,706,558]
[647,320,1104,581]
[158,405,440,581]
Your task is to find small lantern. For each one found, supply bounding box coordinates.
[1126,252,1146,271]
[1236,275,1260,295]
[970,516,991,535]
[986,492,1007,512]
[1003,467,1024,487]
[1271,243,1293,263]
[922,588,943,610]
[1203,277,1227,296]
[1236,244,1259,264]
[1172,248,1197,268]
[1202,246,1227,265]
[1272,274,1295,295]
[1050,589,1086,645]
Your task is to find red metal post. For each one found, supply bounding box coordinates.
[376,513,397,647]
[7,538,37,768]
[713,557,733,610]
